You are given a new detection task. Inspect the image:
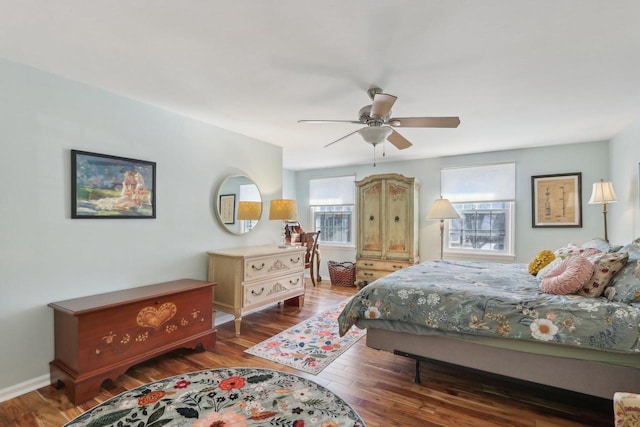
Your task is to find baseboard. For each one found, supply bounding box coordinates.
[214,311,234,326]
[0,374,50,403]
[0,314,243,403]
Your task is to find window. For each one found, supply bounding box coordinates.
[441,163,516,258]
[309,175,355,246]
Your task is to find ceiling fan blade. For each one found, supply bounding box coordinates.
[298,119,362,124]
[390,117,461,128]
[370,93,397,118]
[387,129,413,150]
[324,129,362,148]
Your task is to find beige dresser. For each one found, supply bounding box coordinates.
[207,245,306,335]
[356,173,419,286]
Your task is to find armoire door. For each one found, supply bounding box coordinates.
[359,179,383,258]
[384,178,413,259]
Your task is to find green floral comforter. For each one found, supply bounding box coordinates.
[338,260,640,353]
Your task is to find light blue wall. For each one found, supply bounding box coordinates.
[609,120,640,242]
[0,59,284,393]
[293,141,611,277]
[2,53,636,398]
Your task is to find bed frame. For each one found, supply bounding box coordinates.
[366,328,640,399]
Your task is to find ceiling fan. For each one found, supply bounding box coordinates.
[298,87,460,164]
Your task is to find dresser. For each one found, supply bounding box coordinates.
[48,279,216,404]
[207,245,306,336]
[356,173,419,285]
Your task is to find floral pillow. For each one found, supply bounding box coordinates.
[554,243,604,260]
[540,255,594,295]
[606,261,640,304]
[576,251,629,298]
[554,243,588,259]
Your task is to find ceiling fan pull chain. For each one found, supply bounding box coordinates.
[373,145,377,167]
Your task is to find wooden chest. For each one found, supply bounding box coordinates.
[48,279,216,404]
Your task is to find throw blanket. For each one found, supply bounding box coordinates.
[338,260,640,353]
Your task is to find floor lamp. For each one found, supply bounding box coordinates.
[427,197,460,260]
[588,179,617,242]
[269,199,298,247]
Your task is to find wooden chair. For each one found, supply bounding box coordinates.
[301,231,320,287]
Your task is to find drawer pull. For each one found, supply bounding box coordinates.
[251,287,265,296]
[369,215,375,221]
[394,216,400,222]
[364,272,373,277]
[393,265,403,269]
[364,262,373,267]
[251,263,265,271]
[290,256,301,264]
[290,278,301,285]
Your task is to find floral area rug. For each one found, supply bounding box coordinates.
[64,367,365,426]
[245,299,366,375]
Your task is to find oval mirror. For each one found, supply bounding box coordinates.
[216,175,262,235]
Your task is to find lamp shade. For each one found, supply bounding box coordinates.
[237,201,262,220]
[588,180,617,204]
[427,198,460,220]
[269,199,298,221]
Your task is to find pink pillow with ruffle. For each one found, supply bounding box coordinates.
[541,255,595,295]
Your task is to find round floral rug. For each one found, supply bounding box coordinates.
[64,367,365,426]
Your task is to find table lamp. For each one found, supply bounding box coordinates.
[269,199,298,247]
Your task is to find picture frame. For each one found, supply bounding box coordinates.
[531,172,582,228]
[71,150,156,219]
[219,194,236,225]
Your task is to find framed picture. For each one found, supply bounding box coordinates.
[531,172,582,228]
[71,150,156,219]
[219,194,236,224]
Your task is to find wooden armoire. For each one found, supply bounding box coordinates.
[355,173,419,286]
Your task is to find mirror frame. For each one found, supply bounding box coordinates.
[215,174,263,235]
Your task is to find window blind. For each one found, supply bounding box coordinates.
[309,175,355,205]
[441,163,516,202]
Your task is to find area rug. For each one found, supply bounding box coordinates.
[64,367,365,426]
[244,299,366,375]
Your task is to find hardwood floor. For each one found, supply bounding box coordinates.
[0,281,613,426]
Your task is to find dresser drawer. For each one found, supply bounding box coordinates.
[356,268,388,284]
[244,252,304,282]
[356,258,412,272]
[243,271,304,310]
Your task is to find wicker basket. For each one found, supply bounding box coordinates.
[327,261,356,287]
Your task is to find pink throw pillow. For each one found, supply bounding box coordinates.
[541,256,594,295]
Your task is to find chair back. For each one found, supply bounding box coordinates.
[301,231,320,268]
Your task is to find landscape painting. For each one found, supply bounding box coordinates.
[71,150,156,218]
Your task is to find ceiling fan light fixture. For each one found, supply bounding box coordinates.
[358,126,392,145]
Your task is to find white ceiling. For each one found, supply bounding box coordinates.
[2,1,640,170]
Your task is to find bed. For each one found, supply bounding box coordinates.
[338,239,640,399]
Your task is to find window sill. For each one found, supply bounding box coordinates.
[443,251,516,263]
[317,244,356,251]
